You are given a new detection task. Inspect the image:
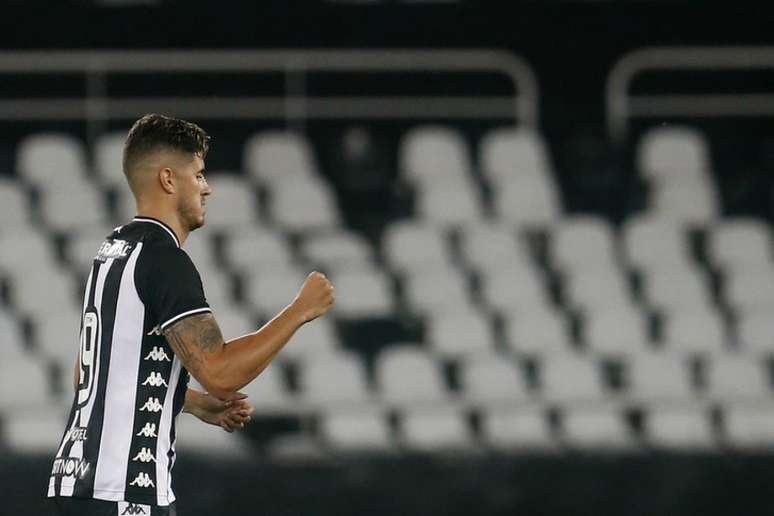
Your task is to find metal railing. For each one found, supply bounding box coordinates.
[606,46,774,142]
[0,49,538,138]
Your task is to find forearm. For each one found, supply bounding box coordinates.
[182,388,207,419]
[210,304,305,396]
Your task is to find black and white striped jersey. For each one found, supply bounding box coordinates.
[48,216,211,507]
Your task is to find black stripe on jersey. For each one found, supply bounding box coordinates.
[167,369,189,482]
[54,261,102,496]
[73,256,130,498]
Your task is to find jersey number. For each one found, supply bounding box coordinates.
[77,310,99,407]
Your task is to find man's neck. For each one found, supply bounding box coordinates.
[135,207,189,246]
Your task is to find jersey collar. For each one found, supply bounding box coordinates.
[132,216,181,248]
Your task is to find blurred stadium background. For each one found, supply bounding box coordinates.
[2,1,774,515]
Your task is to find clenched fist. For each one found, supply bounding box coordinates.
[292,271,335,323]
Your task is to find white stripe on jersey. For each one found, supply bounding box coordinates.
[59,259,113,497]
[155,356,182,505]
[92,245,144,501]
[159,307,212,332]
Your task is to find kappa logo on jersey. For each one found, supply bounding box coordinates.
[136,423,157,438]
[96,239,133,261]
[118,502,150,515]
[132,447,157,463]
[140,397,163,413]
[141,371,168,387]
[129,472,155,488]
[64,426,88,443]
[143,346,171,362]
[51,457,90,478]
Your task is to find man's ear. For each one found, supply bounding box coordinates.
[159,167,176,194]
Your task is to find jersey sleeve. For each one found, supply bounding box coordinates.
[136,245,211,332]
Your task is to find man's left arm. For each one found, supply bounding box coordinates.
[183,388,254,433]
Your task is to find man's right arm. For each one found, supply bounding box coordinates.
[162,271,334,401]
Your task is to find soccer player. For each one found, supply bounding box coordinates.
[48,114,335,516]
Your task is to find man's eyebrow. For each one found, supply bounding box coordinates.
[197,168,207,176]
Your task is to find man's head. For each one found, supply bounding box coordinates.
[123,114,212,232]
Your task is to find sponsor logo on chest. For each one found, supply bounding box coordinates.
[51,457,90,478]
[96,239,134,261]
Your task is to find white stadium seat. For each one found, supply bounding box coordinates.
[222,228,295,275]
[479,127,555,187]
[213,309,256,341]
[481,405,555,451]
[584,307,650,358]
[202,174,260,230]
[724,267,774,315]
[399,405,473,452]
[403,267,472,315]
[459,223,532,273]
[539,355,610,406]
[399,125,472,189]
[563,266,633,313]
[382,221,451,272]
[330,268,393,319]
[376,346,450,406]
[244,131,319,185]
[645,406,716,450]
[269,176,341,233]
[479,264,551,316]
[416,186,484,227]
[239,363,294,414]
[649,184,718,224]
[503,308,571,357]
[636,126,711,185]
[709,218,772,271]
[302,230,373,271]
[642,268,713,313]
[0,179,32,231]
[624,354,696,406]
[40,186,109,232]
[10,268,78,316]
[245,268,307,317]
[460,355,532,407]
[723,404,774,450]
[0,356,51,411]
[704,356,771,404]
[736,312,774,356]
[661,311,727,356]
[561,406,637,451]
[551,216,618,273]
[425,311,495,358]
[279,317,340,362]
[320,407,394,452]
[93,130,128,188]
[16,133,89,189]
[494,180,559,228]
[3,409,70,453]
[300,352,374,407]
[621,215,694,273]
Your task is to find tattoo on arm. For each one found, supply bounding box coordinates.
[163,313,224,373]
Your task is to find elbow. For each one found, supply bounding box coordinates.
[198,372,241,402]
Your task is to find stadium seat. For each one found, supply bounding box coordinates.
[245,268,307,317]
[624,354,696,407]
[704,356,771,404]
[320,407,394,452]
[376,346,451,407]
[561,406,637,451]
[551,216,618,274]
[0,232,58,280]
[425,310,495,358]
[661,311,727,356]
[382,221,452,273]
[244,131,320,186]
[239,363,294,414]
[65,226,115,274]
[2,409,70,453]
[458,223,532,273]
[0,357,51,411]
[460,355,532,407]
[480,405,555,451]
[183,233,220,274]
[415,186,484,228]
[40,186,109,233]
[93,130,128,188]
[399,125,472,190]
[642,268,713,313]
[330,268,393,319]
[202,174,260,229]
[278,317,340,362]
[723,404,774,450]
[32,307,82,367]
[636,126,711,185]
[199,271,238,315]
[16,133,89,190]
[563,266,634,313]
[0,179,32,231]
[301,230,374,272]
[645,406,716,450]
[174,412,254,459]
[269,176,341,232]
[723,267,774,315]
[402,267,472,315]
[213,309,257,341]
[583,306,650,358]
[299,351,374,407]
[479,263,551,317]
[649,184,718,224]
[709,218,772,272]
[399,405,474,452]
[494,179,559,227]
[538,355,611,406]
[222,228,295,275]
[621,215,694,273]
[0,308,25,352]
[735,312,774,356]
[503,307,572,357]
[9,268,78,316]
[479,127,554,188]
